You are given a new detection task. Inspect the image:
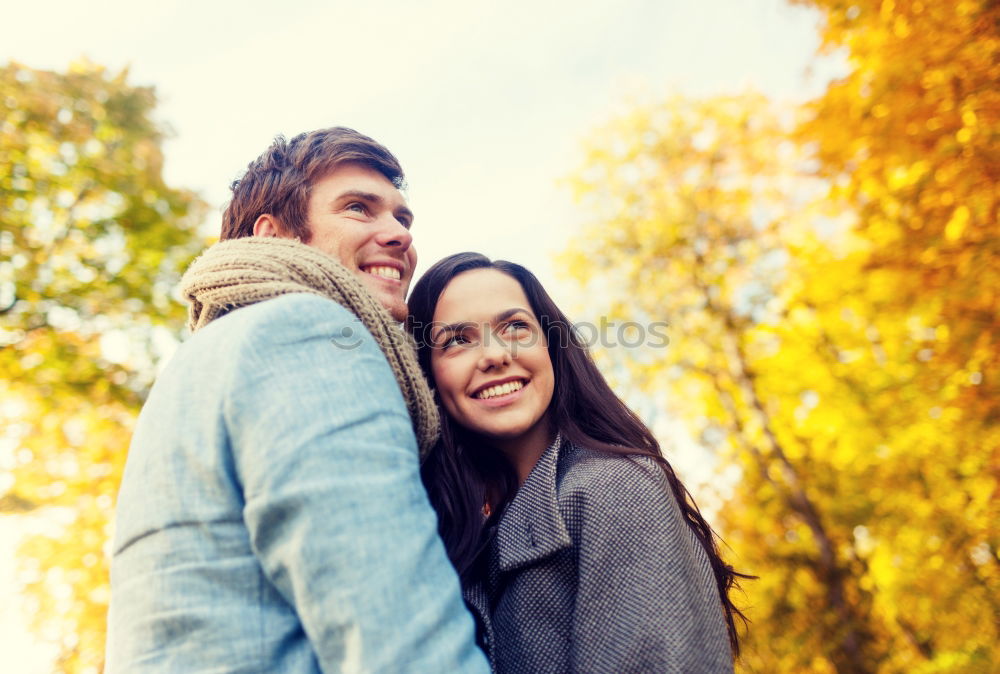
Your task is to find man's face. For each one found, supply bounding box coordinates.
[304,163,416,321]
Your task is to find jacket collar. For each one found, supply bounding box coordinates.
[494,434,573,573]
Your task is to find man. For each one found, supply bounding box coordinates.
[106,128,490,672]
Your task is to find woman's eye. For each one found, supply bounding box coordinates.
[440,334,472,349]
[502,320,531,336]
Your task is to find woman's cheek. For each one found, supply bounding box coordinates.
[433,361,464,420]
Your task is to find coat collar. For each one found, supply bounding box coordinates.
[494,434,573,573]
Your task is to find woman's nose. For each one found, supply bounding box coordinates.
[477,338,512,371]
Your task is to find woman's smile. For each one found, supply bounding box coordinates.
[428,268,555,455]
[471,378,530,407]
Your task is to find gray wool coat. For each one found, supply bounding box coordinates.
[464,437,734,674]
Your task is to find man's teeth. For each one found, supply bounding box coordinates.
[365,266,401,280]
[476,380,525,400]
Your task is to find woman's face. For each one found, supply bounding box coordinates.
[429,269,555,452]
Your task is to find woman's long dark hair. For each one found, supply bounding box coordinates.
[407,252,750,654]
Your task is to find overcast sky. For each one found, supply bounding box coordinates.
[4,0,842,302]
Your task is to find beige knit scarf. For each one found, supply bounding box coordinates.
[180,236,439,456]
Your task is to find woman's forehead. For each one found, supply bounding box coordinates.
[433,269,533,323]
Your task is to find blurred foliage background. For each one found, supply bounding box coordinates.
[564,0,998,671]
[2,0,996,672]
[1,62,206,672]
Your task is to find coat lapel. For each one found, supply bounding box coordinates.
[494,436,572,573]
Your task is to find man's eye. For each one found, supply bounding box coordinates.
[346,202,366,214]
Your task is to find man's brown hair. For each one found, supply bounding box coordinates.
[220,127,406,241]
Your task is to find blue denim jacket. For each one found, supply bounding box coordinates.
[107,294,489,673]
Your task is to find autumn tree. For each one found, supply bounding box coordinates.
[792,0,999,413]
[0,61,206,673]
[561,2,997,671]
[791,0,999,669]
[563,92,885,671]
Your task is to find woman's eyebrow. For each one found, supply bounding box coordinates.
[433,309,533,338]
[431,320,474,341]
[491,308,532,324]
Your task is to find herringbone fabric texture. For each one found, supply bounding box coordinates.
[465,437,733,673]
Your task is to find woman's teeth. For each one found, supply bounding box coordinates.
[365,266,401,280]
[476,380,525,400]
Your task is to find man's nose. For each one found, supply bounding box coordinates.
[374,215,413,251]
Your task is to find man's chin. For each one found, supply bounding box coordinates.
[356,276,404,319]
[384,297,409,323]
[371,288,408,322]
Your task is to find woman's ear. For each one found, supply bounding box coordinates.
[253,214,285,238]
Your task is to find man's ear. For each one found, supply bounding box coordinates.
[253,214,285,238]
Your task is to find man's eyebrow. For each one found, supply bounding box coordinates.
[333,190,414,222]
[333,189,381,205]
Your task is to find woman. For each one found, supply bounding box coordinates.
[407,253,747,673]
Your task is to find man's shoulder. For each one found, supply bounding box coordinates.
[183,293,374,356]
[155,293,377,395]
[202,292,358,338]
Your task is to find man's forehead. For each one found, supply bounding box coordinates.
[315,162,410,207]
[320,160,402,186]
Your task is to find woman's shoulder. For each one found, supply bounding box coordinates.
[552,443,693,547]
[556,443,674,507]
